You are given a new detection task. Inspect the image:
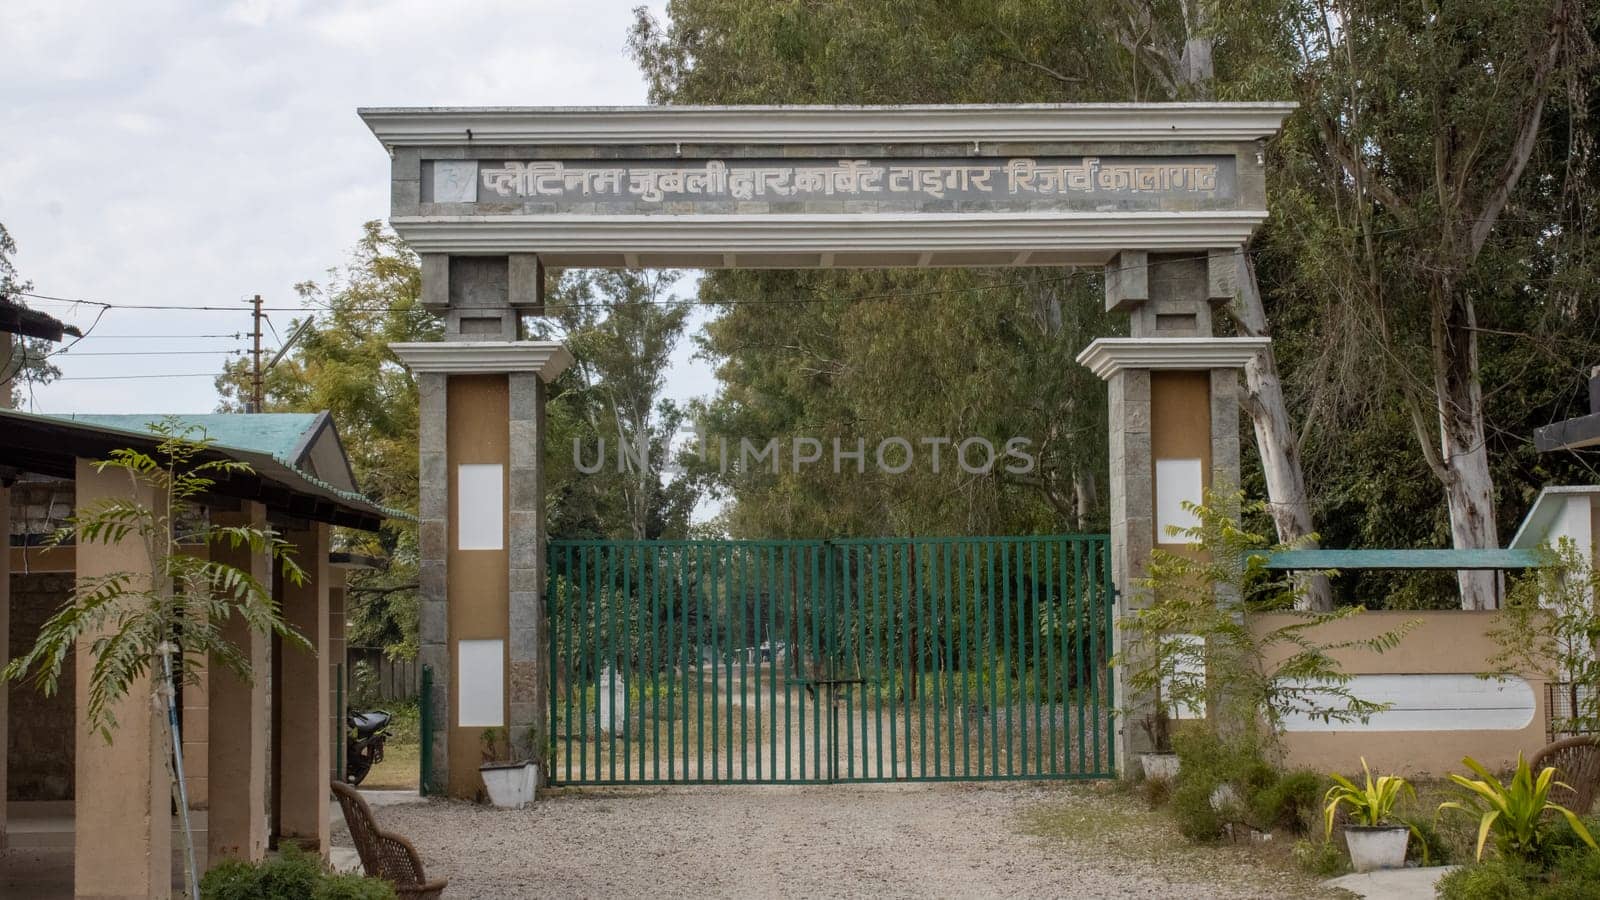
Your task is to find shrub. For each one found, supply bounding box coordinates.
[1291,838,1348,878]
[1402,815,1450,866]
[1136,771,1173,809]
[1169,727,1272,841]
[199,846,396,900]
[1541,848,1600,899]
[1172,773,1226,841]
[1251,770,1323,834]
[1435,859,1537,900]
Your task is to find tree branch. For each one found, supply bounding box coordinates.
[1468,0,1573,259]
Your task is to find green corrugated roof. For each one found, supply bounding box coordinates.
[1264,548,1544,570]
[61,413,323,462]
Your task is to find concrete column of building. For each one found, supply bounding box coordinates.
[392,250,567,799]
[276,524,330,854]
[1077,250,1266,775]
[73,458,172,899]
[328,570,346,784]
[206,503,272,864]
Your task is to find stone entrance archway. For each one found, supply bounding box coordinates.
[364,102,1291,797]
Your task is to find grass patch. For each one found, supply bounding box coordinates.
[1018,783,1346,898]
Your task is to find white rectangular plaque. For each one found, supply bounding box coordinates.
[432,160,478,203]
[1155,458,1203,542]
[457,463,503,551]
[457,639,505,727]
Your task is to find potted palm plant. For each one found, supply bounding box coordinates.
[479,726,540,808]
[1323,759,1415,872]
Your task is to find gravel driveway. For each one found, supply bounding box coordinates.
[363,783,1339,899]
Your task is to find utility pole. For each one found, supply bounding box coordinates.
[248,294,264,413]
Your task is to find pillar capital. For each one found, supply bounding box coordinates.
[1076,336,1269,380]
[390,340,572,380]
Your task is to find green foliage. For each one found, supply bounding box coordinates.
[1168,727,1274,841]
[216,221,434,657]
[1323,759,1414,834]
[1115,491,1415,753]
[1,420,307,741]
[199,845,396,900]
[1291,838,1349,878]
[1541,849,1600,899]
[1440,755,1599,862]
[626,0,1600,608]
[1252,770,1324,834]
[1487,540,1600,737]
[1437,850,1600,900]
[1436,859,1539,900]
[1404,815,1452,866]
[533,269,700,541]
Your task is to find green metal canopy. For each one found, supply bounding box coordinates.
[64,413,324,462]
[1263,548,1544,570]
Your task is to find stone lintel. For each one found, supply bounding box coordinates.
[1076,337,1269,381]
[390,341,573,381]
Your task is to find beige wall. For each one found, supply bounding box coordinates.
[446,374,510,797]
[1150,370,1212,558]
[1255,610,1547,777]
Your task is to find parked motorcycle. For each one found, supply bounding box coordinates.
[344,709,392,786]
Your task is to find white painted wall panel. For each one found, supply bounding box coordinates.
[457,639,505,727]
[457,463,504,550]
[1155,458,1203,541]
[1281,674,1535,733]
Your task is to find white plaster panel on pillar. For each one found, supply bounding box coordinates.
[457,639,506,727]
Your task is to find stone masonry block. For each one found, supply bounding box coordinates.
[421,255,449,313]
[448,256,509,309]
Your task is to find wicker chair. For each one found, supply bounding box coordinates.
[1530,736,1600,815]
[331,781,448,899]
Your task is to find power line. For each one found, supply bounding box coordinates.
[53,372,223,381]
[53,350,245,357]
[75,333,244,340]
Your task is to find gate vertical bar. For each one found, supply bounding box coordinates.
[1030,540,1043,776]
[1044,539,1057,775]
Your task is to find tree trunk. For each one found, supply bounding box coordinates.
[1229,253,1333,610]
[1435,289,1500,609]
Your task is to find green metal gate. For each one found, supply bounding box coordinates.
[546,535,1114,785]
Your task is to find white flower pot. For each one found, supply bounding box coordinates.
[1140,752,1180,781]
[480,761,540,808]
[1344,825,1409,873]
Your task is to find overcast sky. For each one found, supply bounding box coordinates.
[0,0,715,415]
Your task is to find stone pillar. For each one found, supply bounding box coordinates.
[1077,250,1265,775]
[277,524,330,854]
[508,372,546,762]
[392,251,566,799]
[416,370,449,794]
[0,481,8,852]
[207,503,271,864]
[73,458,171,899]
